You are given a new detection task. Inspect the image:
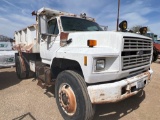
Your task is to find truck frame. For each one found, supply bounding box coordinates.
[14,7,153,120]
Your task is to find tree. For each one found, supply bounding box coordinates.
[130,25,150,33]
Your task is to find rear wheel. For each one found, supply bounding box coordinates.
[55,70,95,120]
[15,56,27,79]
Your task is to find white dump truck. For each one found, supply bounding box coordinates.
[14,7,153,120]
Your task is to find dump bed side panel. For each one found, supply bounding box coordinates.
[14,25,39,53]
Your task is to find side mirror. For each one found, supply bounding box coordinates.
[39,15,48,34]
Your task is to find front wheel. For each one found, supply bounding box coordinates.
[55,70,95,120]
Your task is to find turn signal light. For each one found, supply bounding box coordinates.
[84,56,87,66]
[87,40,97,47]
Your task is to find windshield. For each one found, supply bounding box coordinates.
[61,16,103,31]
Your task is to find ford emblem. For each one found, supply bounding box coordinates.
[137,50,143,56]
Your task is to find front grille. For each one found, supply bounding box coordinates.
[123,37,152,51]
[122,54,150,70]
[122,37,152,70]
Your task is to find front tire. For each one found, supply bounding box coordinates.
[55,70,95,120]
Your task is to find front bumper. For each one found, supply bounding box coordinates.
[87,69,153,104]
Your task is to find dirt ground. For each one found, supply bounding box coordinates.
[0,60,160,120]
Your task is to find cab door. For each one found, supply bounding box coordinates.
[40,18,60,64]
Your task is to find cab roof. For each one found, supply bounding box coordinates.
[37,7,95,21]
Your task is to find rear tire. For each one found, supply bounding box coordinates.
[15,56,27,79]
[55,70,95,120]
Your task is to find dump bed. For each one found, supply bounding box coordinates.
[14,24,39,53]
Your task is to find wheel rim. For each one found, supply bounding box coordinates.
[59,83,77,116]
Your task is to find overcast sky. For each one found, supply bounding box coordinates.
[0,0,160,38]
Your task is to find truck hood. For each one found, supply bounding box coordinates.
[66,31,150,52]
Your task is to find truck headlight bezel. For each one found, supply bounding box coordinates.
[96,59,105,70]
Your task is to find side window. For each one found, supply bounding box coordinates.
[48,19,59,35]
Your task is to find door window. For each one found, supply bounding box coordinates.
[48,19,59,35]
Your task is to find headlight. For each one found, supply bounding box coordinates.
[96,59,105,70]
